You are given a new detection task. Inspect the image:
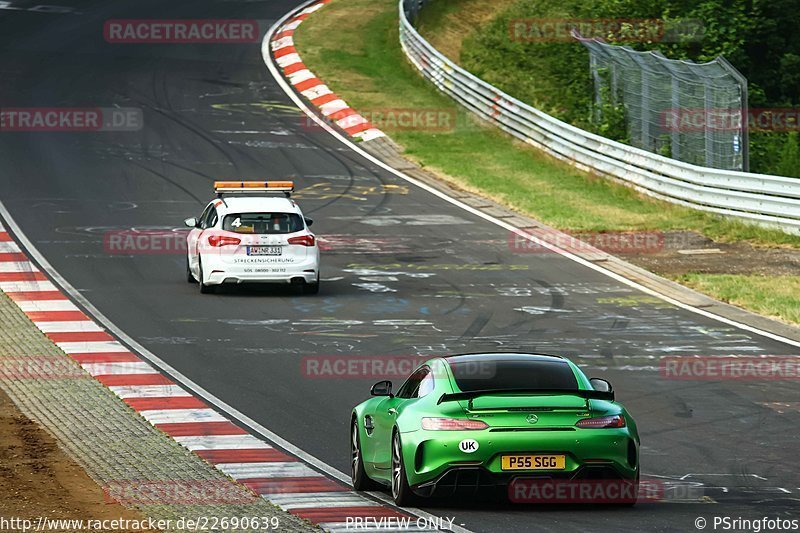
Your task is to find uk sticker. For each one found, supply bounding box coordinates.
[459,439,479,453]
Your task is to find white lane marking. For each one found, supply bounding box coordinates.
[0,241,21,253]
[81,362,159,376]
[109,385,191,399]
[17,300,79,312]
[35,321,103,333]
[173,435,272,451]
[0,280,56,292]
[138,408,228,425]
[216,462,320,479]
[261,11,800,352]
[0,261,38,272]
[56,341,129,353]
[265,491,379,509]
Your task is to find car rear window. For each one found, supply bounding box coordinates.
[449,360,578,392]
[223,213,304,235]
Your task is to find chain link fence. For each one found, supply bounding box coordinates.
[575,32,749,171]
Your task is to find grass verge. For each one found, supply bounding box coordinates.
[413,0,518,62]
[674,274,800,326]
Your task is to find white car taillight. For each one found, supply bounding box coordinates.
[287,235,315,247]
[208,235,241,247]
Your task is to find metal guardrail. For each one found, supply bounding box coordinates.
[398,0,800,234]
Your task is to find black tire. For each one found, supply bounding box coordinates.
[617,471,639,507]
[198,259,215,294]
[301,272,320,295]
[302,281,320,295]
[186,257,197,283]
[351,419,381,491]
[391,430,418,506]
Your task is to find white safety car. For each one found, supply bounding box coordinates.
[184,181,320,294]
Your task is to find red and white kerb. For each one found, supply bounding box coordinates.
[270,0,386,142]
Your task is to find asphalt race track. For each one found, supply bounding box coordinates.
[1,1,799,531]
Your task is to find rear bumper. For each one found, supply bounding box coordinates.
[402,428,639,488]
[201,254,319,286]
[207,269,317,285]
[412,464,635,499]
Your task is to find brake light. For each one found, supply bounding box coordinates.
[207,235,241,247]
[421,418,488,431]
[287,235,316,247]
[575,415,625,428]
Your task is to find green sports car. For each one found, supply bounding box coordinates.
[350,353,640,505]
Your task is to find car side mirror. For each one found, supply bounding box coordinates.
[590,378,613,393]
[184,217,199,228]
[371,380,392,397]
[304,217,314,227]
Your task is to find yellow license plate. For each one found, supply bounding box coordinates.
[501,454,566,470]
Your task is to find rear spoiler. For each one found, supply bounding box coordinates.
[437,388,614,408]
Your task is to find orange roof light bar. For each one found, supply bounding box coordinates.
[214,181,295,195]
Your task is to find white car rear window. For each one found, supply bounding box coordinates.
[223,213,304,235]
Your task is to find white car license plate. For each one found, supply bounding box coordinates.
[247,246,282,256]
